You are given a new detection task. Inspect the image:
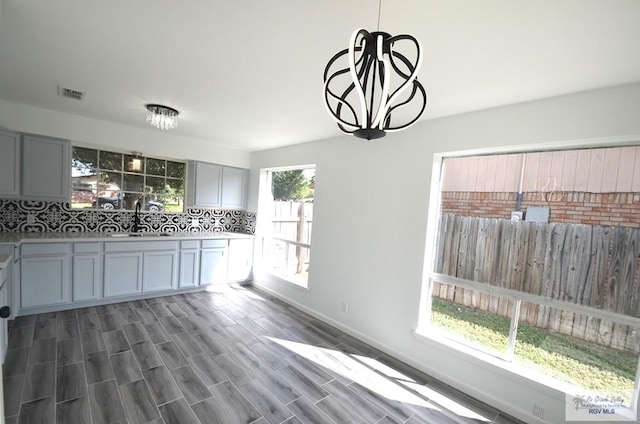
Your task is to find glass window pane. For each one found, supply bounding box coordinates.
[145,195,164,212]
[99,171,122,191]
[124,154,144,173]
[123,174,144,192]
[71,147,98,209]
[515,302,637,407]
[70,148,185,212]
[145,176,166,196]
[96,172,122,210]
[165,179,183,212]
[99,151,123,171]
[146,158,165,176]
[72,147,97,172]
[262,238,310,286]
[430,282,512,357]
[167,161,185,178]
[122,192,142,211]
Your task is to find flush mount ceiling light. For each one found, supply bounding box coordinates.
[145,104,179,131]
[323,1,427,140]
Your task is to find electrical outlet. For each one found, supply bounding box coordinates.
[533,403,545,420]
[27,213,35,224]
[341,302,349,313]
[191,218,199,227]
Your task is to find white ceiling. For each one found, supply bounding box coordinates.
[0,0,639,152]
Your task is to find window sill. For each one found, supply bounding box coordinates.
[413,327,639,421]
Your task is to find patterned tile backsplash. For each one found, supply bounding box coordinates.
[0,199,256,234]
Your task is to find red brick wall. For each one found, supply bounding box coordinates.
[441,191,640,227]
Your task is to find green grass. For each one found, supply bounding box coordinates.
[431,298,637,403]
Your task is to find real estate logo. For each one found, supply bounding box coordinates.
[565,393,635,422]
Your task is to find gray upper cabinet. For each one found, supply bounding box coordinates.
[186,161,248,209]
[0,130,21,197]
[221,166,248,209]
[0,131,70,201]
[187,161,222,207]
[22,134,71,200]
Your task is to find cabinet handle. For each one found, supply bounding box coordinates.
[0,306,10,319]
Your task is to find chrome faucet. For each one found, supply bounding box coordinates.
[131,200,142,232]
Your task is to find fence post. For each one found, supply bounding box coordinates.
[296,203,307,274]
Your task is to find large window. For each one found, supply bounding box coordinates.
[420,146,640,419]
[260,167,315,287]
[71,147,185,212]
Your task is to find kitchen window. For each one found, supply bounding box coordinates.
[419,147,640,416]
[71,147,186,212]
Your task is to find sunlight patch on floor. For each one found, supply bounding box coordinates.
[268,336,449,411]
[400,380,492,422]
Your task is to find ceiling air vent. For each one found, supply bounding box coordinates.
[57,86,85,101]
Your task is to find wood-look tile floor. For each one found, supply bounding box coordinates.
[3,285,523,424]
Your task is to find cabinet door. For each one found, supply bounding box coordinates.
[73,255,102,301]
[143,251,177,292]
[179,250,199,288]
[221,167,248,209]
[227,238,254,283]
[104,253,142,297]
[0,130,20,197]
[21,256,71,308]
[194,162,222,207]
[200,248,228,285]
[0,265,9,363]
[22,135,71,200]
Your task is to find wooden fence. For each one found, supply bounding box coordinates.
[271,201,313,244]
[434,214,640,352]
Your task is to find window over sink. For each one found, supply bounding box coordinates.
[71,147,186,212]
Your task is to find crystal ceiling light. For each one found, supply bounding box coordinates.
[145,104,179,131]
[323,2,427,140]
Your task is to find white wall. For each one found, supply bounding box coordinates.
[249,82,640,423]
[0,99,250,168]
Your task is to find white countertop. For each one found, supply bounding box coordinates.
[0,231,254,244]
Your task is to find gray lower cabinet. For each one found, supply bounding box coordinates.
[72,242,102,301]
[228,238,254,283]
[104,252,143,297]
[179,240,200,288]
[143,251,177,292]
[16,236,251,313]
[73,255,102,301]
[0,254,12,362]
[200,239,228,285]
[20,243,71,308]
[21,255,71,308]
[104,240,178,297]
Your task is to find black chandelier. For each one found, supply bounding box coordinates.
[323,28,427,140]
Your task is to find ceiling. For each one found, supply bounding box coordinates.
[0,1,639,152]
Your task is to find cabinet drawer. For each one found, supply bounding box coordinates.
[180,240,199,249]
[105,240,179,252]
[21,243,69,256]
[73,242,101,253]
[202,239,228,249]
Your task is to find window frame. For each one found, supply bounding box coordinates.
[418,137,640,418]
[257,165,315,288]
[71,146,186,212]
